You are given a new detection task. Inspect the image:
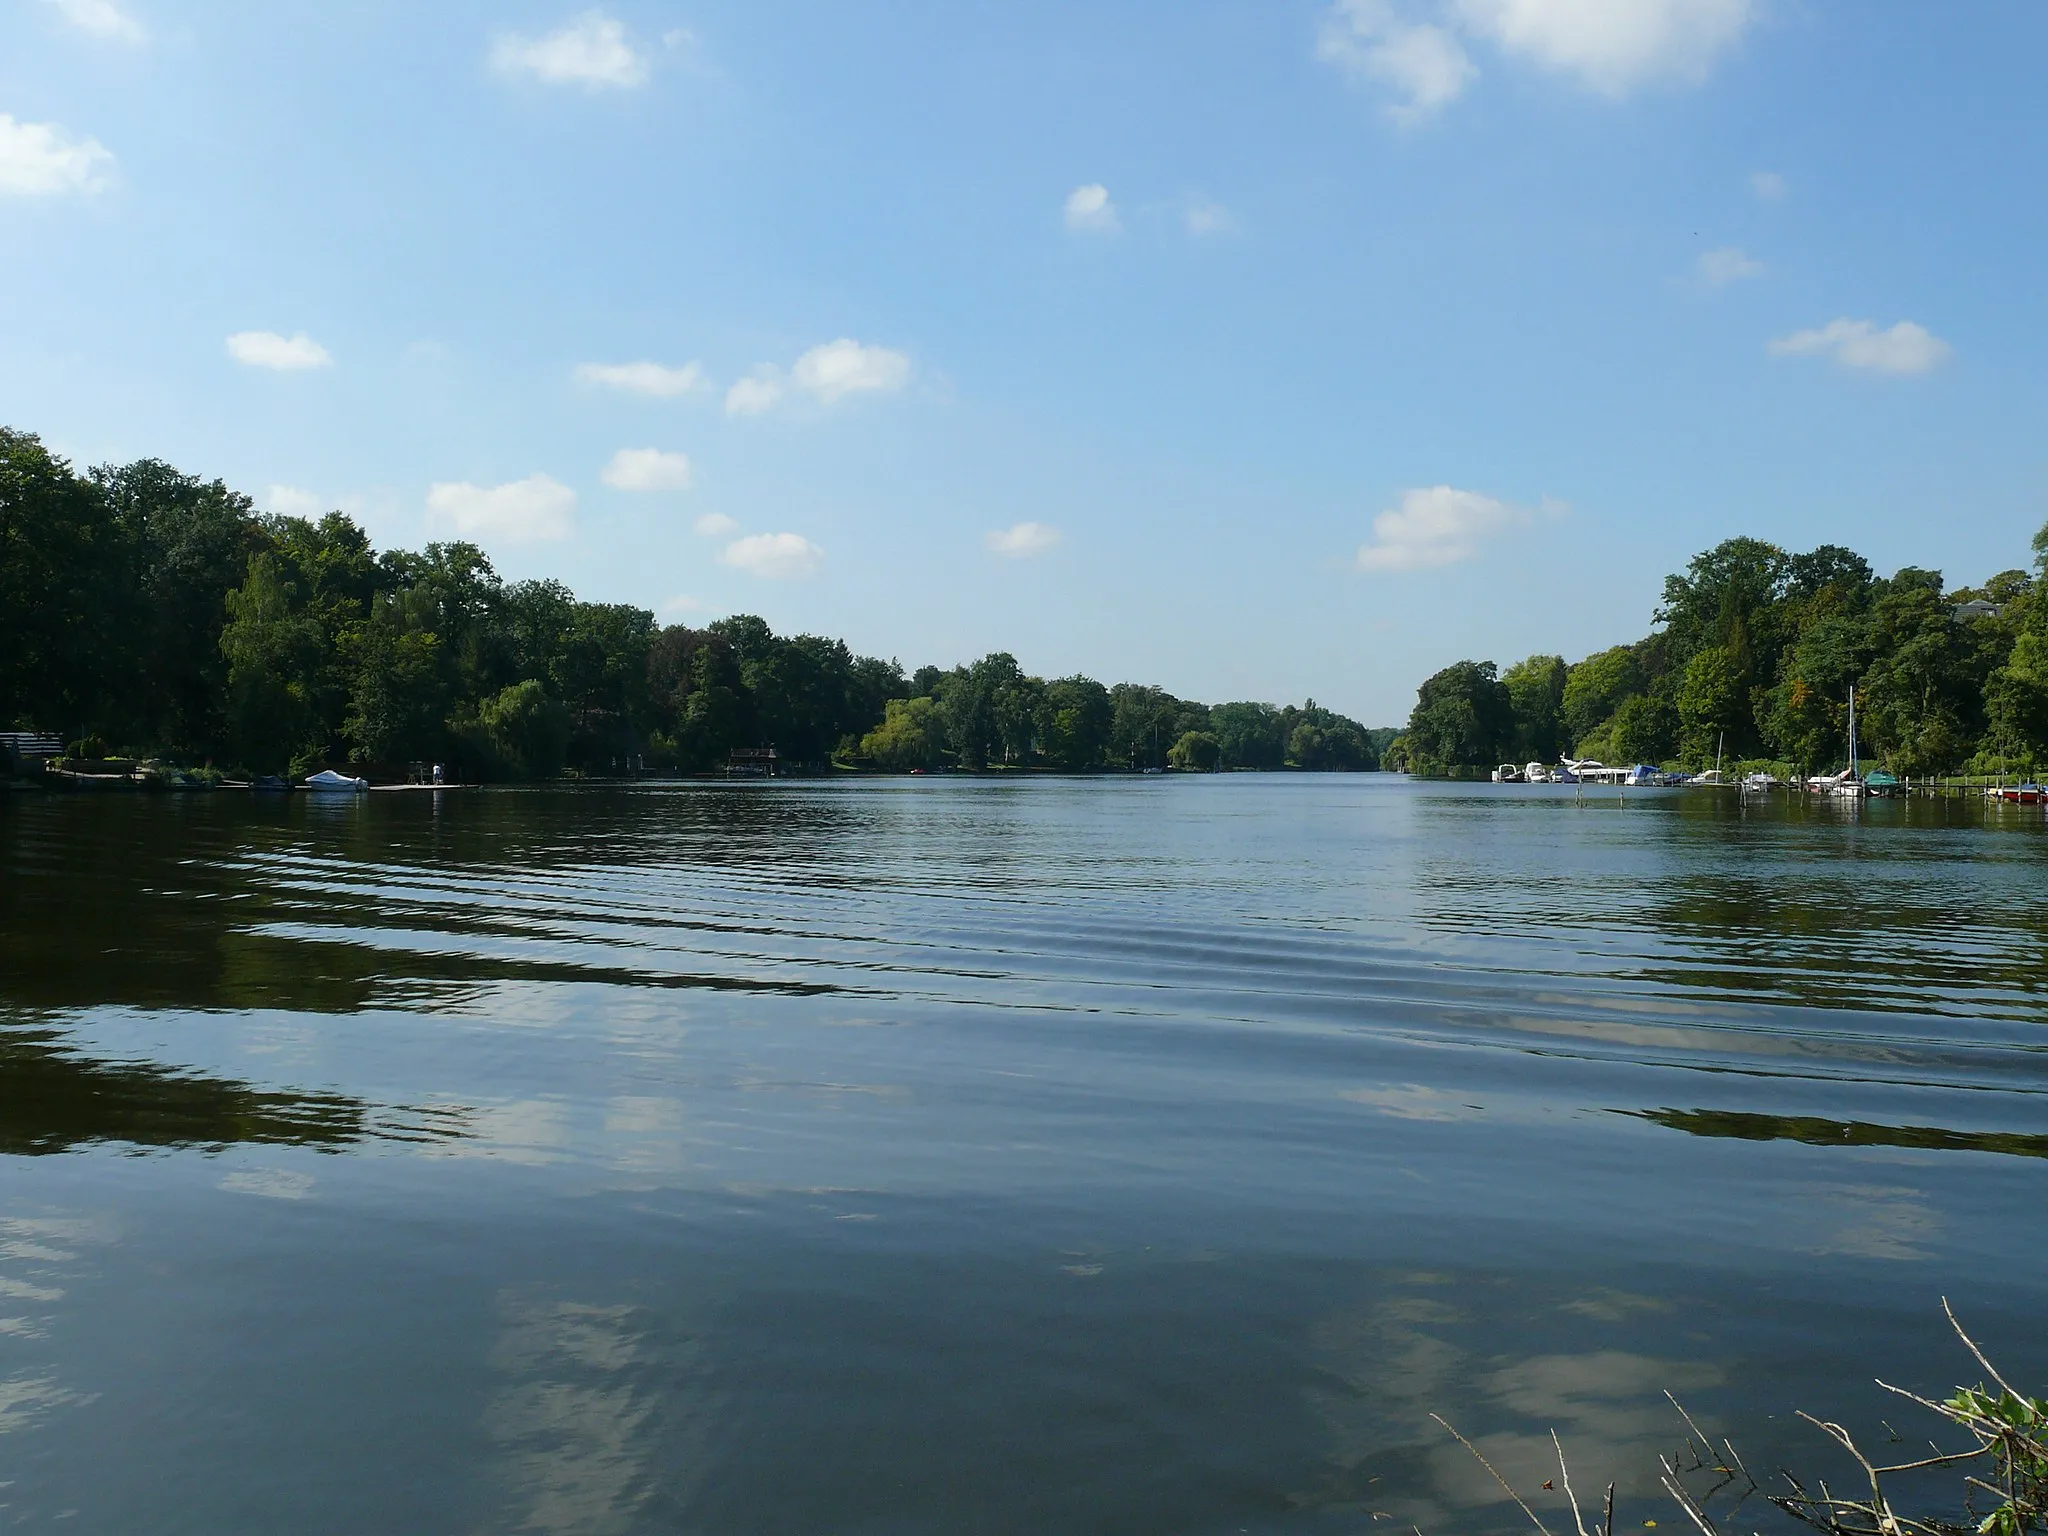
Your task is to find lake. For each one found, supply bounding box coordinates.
[1,777,2043,1534]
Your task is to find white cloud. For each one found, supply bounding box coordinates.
[226,331,333,371]
[985,522,1062,559]
[1063,183,1120,233]
[1768,318,1952,376]
[0,114,114,195]
[491,11,647,88]
[1696,245,1763,287]
[573,360,706,397]
[42,0,146,44]
[427,474,577,543]
[791,338,911,402]
[721,532,823,579]
[1356,485,1542,572]
[1751,170,1788,201]
[662,594,707,617]
[724,369,783,416]
[264,485,323,518]
[1316,0,1475,123]
[1185,196,1235,236]
[1452,0,1754,95]
[601,447,693,491]
[692,512,738,537]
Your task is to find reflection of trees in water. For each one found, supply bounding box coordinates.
[0,1027,460,1155]
[1636,1106,2048,1161]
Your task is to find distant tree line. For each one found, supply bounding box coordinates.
[0,428,1382,778]
[1389,530,2048,778]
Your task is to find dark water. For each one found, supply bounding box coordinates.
[1,778,2043,1534]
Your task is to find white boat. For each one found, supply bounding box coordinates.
[1560,757,1630,784]
[1742,771,1782,791]
[1491,763,1524,783]
[1808,687,1866,797]
[1524,762,1554,783]
[304,768,368,792]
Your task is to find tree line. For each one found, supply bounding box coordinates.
[1390,528,2048,777]
[0,428,1383,778]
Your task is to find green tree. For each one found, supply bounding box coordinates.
[1676,645,1745,764]
[219,553,326,773]
[96,459,266,758]
[1502,654,1568,761]
[1858,568,1982,775]
[1562,646,1645,749]
[1209,701,1286,770]
[1036,676,1112,769]
[0,430,126,740]
[1168,730,1222,771]
[861,696,944,770]
[477,679,570,779]
[1404,661,1513,774]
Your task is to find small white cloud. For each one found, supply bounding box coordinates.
[427,473,577,543]
[1452,0,1754,96]
[601,447,693,491]
[491,11,647,89]
[721,532,823,580]
[1769,318,1952,376]
[226,331,333,371]
[986,522,1062,559]
[1185,196,1235,236]
[265,485,323,518]
[0,114,115,195]
[1751,170,1788,201]
[573,360,706,397]
[1064,183,1120,233]
[1356,485,1540,572]
[724,369,783,416]
[662,594,707,617]
[1696,245,1763,287]
[792,338,911,403]
[1316,0,1475,124]
[42,0,146,44]
[693,512,738,537]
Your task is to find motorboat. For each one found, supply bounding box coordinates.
[1625,764,1661,786]
[1988,782,2044,805]
[1741,771,1782,791]
[1524,762,1554,783]
[1491,763,1524,783]
[304,768,368,792]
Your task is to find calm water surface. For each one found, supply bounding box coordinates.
[1,777,2043,1533]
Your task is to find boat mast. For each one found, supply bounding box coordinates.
[1847,686,1858,778]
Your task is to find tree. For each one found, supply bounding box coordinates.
[1857,568,1981,776]
[861,696,944,770]
[476,679,570,779]
[1168,731,1222,771]
[1210,701,1286,770]
[1404,661,1513,774]
[96,459,267,758]
[1036,676,1112,769]
[1561,646,1645,749]
[1676,645,1744,764]
[220,553,325,773]
[0,430,126,739]
[1502,654,1568,761]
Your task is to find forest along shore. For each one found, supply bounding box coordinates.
[1386,527,2048,783]
[0,427,1389,787]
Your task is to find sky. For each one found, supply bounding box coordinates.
[2,1,2044,725]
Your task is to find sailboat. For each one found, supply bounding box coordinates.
[1809,688,1866,797]
[1693,732,1729,786]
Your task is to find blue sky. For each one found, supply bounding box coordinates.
[2,1,2043,724]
